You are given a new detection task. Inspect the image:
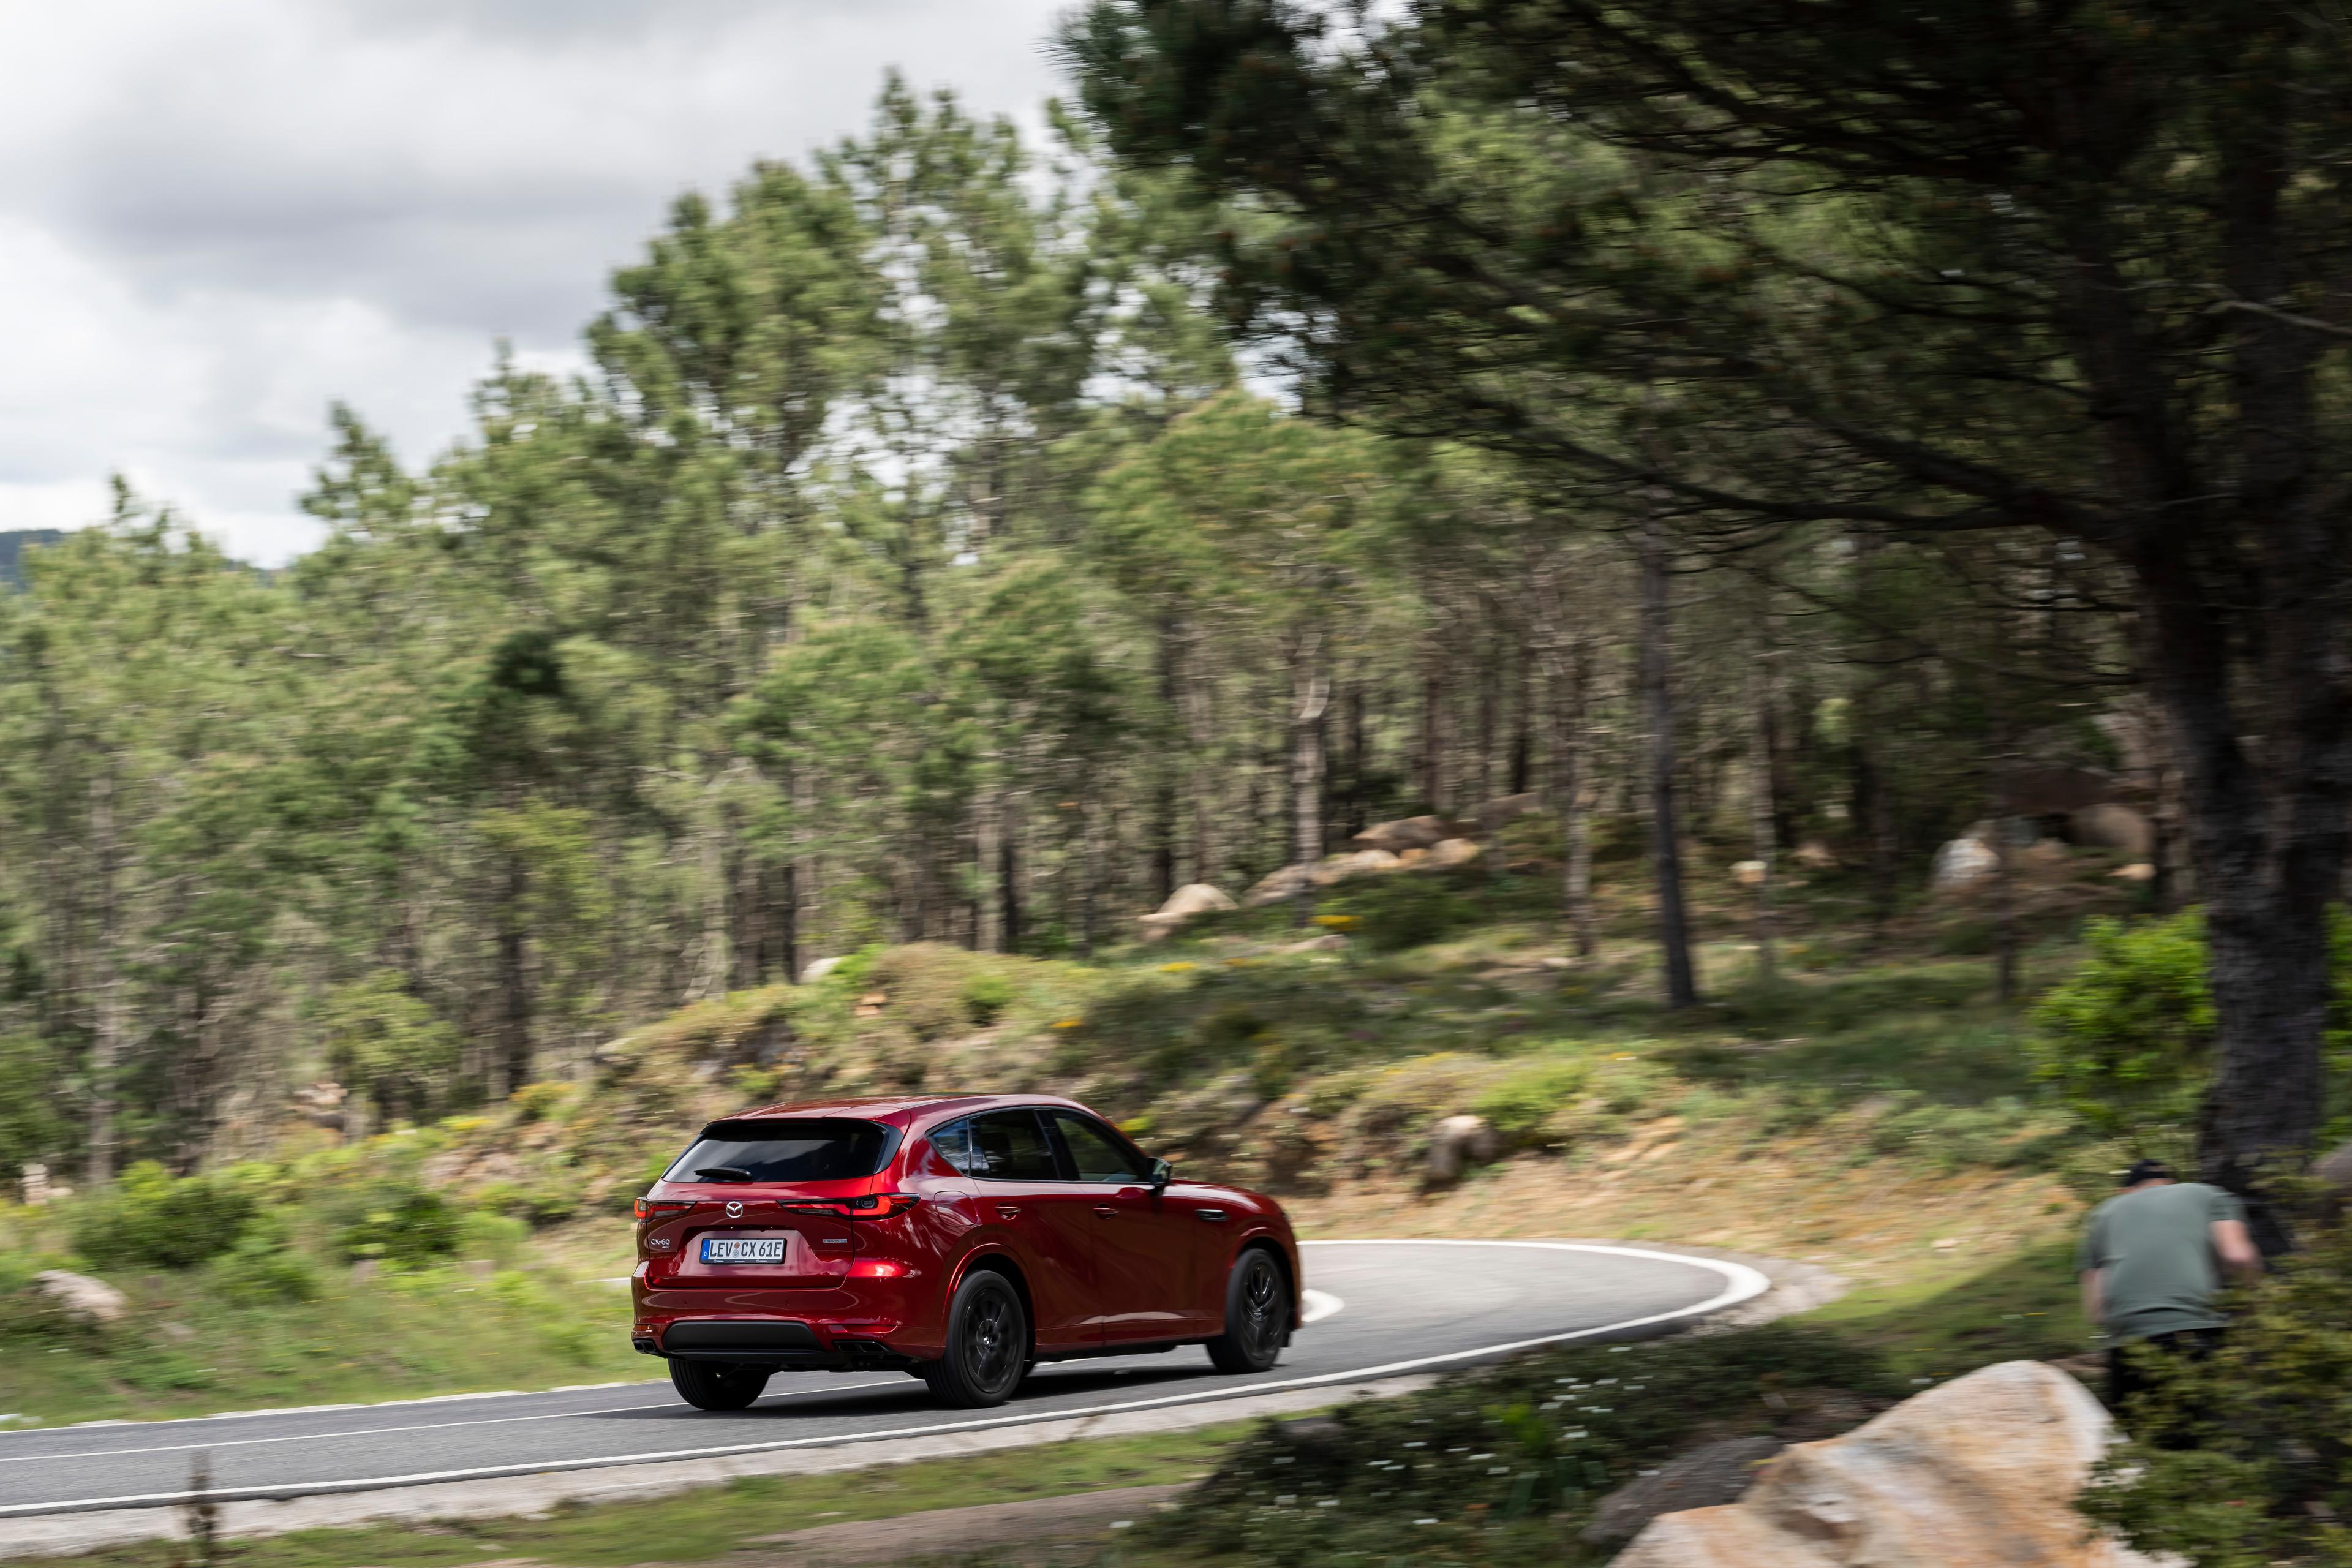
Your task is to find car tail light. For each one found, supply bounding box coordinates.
[634,1197,692,1219]
[780,1193,922,1220]
[849,1258,911,1278]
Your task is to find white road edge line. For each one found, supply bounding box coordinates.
[0,1381,907,1468]
[0,1240,1766,1517]
[1298,1288,1344,1325]
[0,1383,655,1439]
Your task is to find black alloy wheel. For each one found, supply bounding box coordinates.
[923,1269,1030,1408]
[669,1358,770,1411]
[1206,1246,1287,1373]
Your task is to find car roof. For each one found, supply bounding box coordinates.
[721,1092,1087,1126]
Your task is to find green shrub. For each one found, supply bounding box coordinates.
[71,1161,258,1271]
[455,1211,530,1269]
[211,1222,319,1305]
[1344,877,1478,954]
[2030,912,2214,1151]
[963,970,1016,1027]
[2081,1215,2352,1567]
[508,1081,579,1124]
[334,1186,461,1265]
[1474,1060,1591,1145]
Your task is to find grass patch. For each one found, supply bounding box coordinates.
[15,1420,1257,1568]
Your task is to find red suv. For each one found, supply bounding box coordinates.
[631,1094,1301,1411]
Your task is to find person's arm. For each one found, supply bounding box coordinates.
[2211,1218,2261,1278]
[2080,1267,2105,1329]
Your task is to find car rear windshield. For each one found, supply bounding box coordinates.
[663,1118,895,1185]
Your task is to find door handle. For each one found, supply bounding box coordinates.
[1196,1207,1228,1223]
[1093,1204,1119,1218]
[996,1204,1021,1219]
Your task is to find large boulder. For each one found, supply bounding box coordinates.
[1421,837,1483,871]
[33,1270,128,1327]
[1583,1436,1785,1547]
[1611,1360,2163,1567]
[2069,803,2154,857]
[1425,1114,1504,1185]
[1471,792,1544,835]
[1929,835,1999,892]
[1313,849,1401,886]
[1352,815,1471,854]
[1242,864,1319,908]
[1138,883,1238,940]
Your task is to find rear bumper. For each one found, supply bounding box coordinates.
[639,1317,917,1370]
[634,1281,935,1368]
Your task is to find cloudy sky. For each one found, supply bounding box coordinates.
[1,1,1073,565]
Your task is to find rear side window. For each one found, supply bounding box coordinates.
[664,1118,895,1184]
[955,1110,1060,1180]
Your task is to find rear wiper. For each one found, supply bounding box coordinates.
[695,1166,754,1183]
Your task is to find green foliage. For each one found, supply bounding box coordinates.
[334,1187,461,1266]
[211,1221,319,1306]
[321,971,463,1125]
[1338,876,1480,954]
[0,1035,66,1174]
[71,1162,258,1272]
[2031,913,2215,1148]
[2082,1218,2352,1566]
[1474,1059,1591,1145]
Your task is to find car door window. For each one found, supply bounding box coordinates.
[1051,1112,1150,1183]
[964,1109,1060,1180]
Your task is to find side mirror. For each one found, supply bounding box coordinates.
[1148,1158,1175,1191]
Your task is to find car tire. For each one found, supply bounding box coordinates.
[668,1359,770,1411]
[1205,1246,1287,1374]
[921,1268,1030,1408]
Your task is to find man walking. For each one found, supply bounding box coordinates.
[2078,1159,2261,1414]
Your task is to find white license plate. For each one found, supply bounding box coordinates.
[701,1237,788,1265]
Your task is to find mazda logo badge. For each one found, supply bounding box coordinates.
[725,1200,744,1219]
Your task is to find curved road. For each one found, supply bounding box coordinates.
[0,1240,1766,1517]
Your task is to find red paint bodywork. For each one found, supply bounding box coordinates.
[629,1093,1301,1368]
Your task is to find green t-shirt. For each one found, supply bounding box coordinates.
[2077,1182,2245,1340]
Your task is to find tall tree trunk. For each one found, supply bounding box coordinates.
[1183,622,1216,888]
[86,763,123,1188]
[496,850,532,1096]
[1419,656,1445,812]
[997,790,1023,956]
[2144,562,2348,1254]
[1638,511,1700,1008]
[1545,628,1597,959]
[1289,633,1330,927]
[1152,617,1180,908]
[1745,657,1777,982]
[1508,639,1533,797]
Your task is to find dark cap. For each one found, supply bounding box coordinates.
[2121,1158,2175,1187]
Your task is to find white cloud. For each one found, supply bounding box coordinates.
[0,0,1076,564]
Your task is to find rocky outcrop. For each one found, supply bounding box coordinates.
[1138,883,1238,939]
[1584,1436,1785,1547]
[2069,802,2153,857]
[1471,792,1544,834]
[1424,1114,1503,1184]
[1352,815,1471,853]
[1242,864,1318,907]
[1313,848,1401,885]
[1611,1360,2161,1567]
[34,1270,128,1327]
[1423,837,1482,871]
[1929,835,1999,891]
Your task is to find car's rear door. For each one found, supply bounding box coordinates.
[962,1108,1098,1351]
[1047,1110,1209,1342]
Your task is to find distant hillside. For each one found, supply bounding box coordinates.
[0,530,63,590]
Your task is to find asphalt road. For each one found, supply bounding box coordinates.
[0,1240,1767,1517]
